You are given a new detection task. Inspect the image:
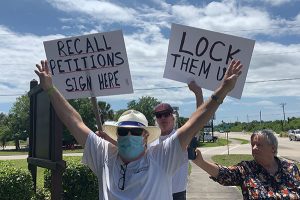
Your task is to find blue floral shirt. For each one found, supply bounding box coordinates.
[211,157,300,199]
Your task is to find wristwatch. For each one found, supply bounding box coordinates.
[211,94,223,104]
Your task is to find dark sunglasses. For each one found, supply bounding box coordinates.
[155,112,172,119]
[117,127,144,136]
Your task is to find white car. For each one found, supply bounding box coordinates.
[289,129,300,141]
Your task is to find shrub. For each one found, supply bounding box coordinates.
[44,160,98,200]
[32,187,51,200]
[0,162,34,200]
[279,132,288,137]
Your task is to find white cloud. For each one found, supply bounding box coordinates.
[46,0,137,23]
[260,0,293,6]
[0,26,67,103]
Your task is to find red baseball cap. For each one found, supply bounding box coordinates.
[153,103,174,114]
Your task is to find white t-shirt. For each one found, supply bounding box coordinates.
[149,129,189,193]
[82,131,184,200]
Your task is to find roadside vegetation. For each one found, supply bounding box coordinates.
[215,117,300,136]
[198,138,231,147]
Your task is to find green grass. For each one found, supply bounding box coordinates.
[212,154,253,166]
[230,138,249,144]
[0,148,84,156]
[0,149,29,156]
[198,138,231,147]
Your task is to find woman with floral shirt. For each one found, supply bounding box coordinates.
[193,130,300,199]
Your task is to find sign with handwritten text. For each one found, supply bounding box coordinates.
[164,24,255,99]
[43,30,133,99]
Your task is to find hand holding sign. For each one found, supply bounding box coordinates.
[35,60,53,92]
[220,60,243,93]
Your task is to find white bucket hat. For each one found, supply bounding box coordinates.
[103,110,161,144]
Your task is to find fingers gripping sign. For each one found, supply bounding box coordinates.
[221,60,243,93]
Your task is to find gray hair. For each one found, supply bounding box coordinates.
[251,129,278,155]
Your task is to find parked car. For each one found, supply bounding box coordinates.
[203,132,218,142]
[288,129,300,141]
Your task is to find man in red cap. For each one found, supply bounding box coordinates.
[151,81,203,200]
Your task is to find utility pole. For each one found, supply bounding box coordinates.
[280,103,286,130]
[280,103,286,122]
[259,110,262,127]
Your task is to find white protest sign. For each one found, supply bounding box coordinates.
[164,24,255,99]
[43,30,133,99]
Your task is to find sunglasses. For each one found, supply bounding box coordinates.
[117,127,144,136]
[155,112,172,119]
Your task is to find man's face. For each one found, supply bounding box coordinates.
[116,127,148,145]
[251,135,275,164]
[155,111,175,135]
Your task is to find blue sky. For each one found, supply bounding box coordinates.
[0,0,300,125]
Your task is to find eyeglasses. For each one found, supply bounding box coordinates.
[118,164,127,190]
[155,112,172,119]
[117,127,144,136]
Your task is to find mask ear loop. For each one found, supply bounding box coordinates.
[143,131,149,148]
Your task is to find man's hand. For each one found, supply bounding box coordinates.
[220,60,243,93]
[34,60,53,91]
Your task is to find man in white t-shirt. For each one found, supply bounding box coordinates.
[34,59,243,199]
[150,81,203,200]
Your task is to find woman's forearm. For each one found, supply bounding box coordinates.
[193,148,220,178]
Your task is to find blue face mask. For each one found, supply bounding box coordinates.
[117,135,145,160]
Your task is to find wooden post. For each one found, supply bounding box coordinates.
[90,97,103,131]
[28,79,38,192]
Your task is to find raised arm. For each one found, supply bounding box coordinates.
[35,60,91,146]
[177,60,243,150]
[188,80,203,108]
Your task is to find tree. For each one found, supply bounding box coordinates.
[0,113,10,149]
[7,95,30,150]
[98,101,114,123]
[0,125,9,150]
[127,96,161,126]
[114,109,128,121]
[63,98,114,146]
[0,113,6,124]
